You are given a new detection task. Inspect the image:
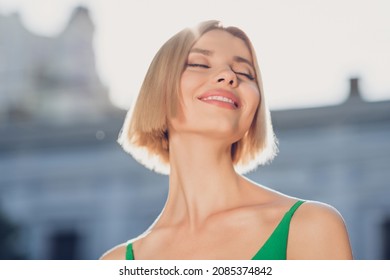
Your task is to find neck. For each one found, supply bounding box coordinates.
[157,132,245,230]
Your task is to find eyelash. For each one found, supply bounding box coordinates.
[186,63,255,81]
[187,63,209,69]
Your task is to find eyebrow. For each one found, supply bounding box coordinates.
[189,48,213,56]
[189,48,254,69]
[233,56,254,69]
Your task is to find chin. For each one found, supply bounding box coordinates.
[171,116,248,140]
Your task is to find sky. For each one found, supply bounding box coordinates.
[0,0,389,110]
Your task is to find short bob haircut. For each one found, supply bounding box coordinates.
[118,20,278,174]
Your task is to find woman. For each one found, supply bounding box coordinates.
[101,20,353,260]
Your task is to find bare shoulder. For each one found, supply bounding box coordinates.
[99,243,127,260]
[288,201,353,259]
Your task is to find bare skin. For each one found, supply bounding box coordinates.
[101,30,352,260]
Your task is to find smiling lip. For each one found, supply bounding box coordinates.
[197,89,240,110]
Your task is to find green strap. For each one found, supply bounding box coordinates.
[252,200,305,260]
[126,242,134,260]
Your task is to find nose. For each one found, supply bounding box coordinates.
[215,68,238,87]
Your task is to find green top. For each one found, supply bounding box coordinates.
[126,200,305,260]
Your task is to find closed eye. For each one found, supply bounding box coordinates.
[235,72,255,81]
[186,63,210,69]
[187,63,254,80]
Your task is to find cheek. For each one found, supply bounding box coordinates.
[179,72,209,114]
[180,72,202,98]
[179,72,190,97]
[171,73,200,124]
[178,73,195,114]
[243,84,261,115]
[237,85,260,137]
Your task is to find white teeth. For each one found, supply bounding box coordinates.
[202,95,235,105]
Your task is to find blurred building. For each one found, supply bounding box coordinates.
[0,6,114,124]
[0,7,389,260]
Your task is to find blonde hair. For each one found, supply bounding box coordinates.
[118,20,278,174]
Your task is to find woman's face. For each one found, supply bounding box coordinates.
[170,29,260,143]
